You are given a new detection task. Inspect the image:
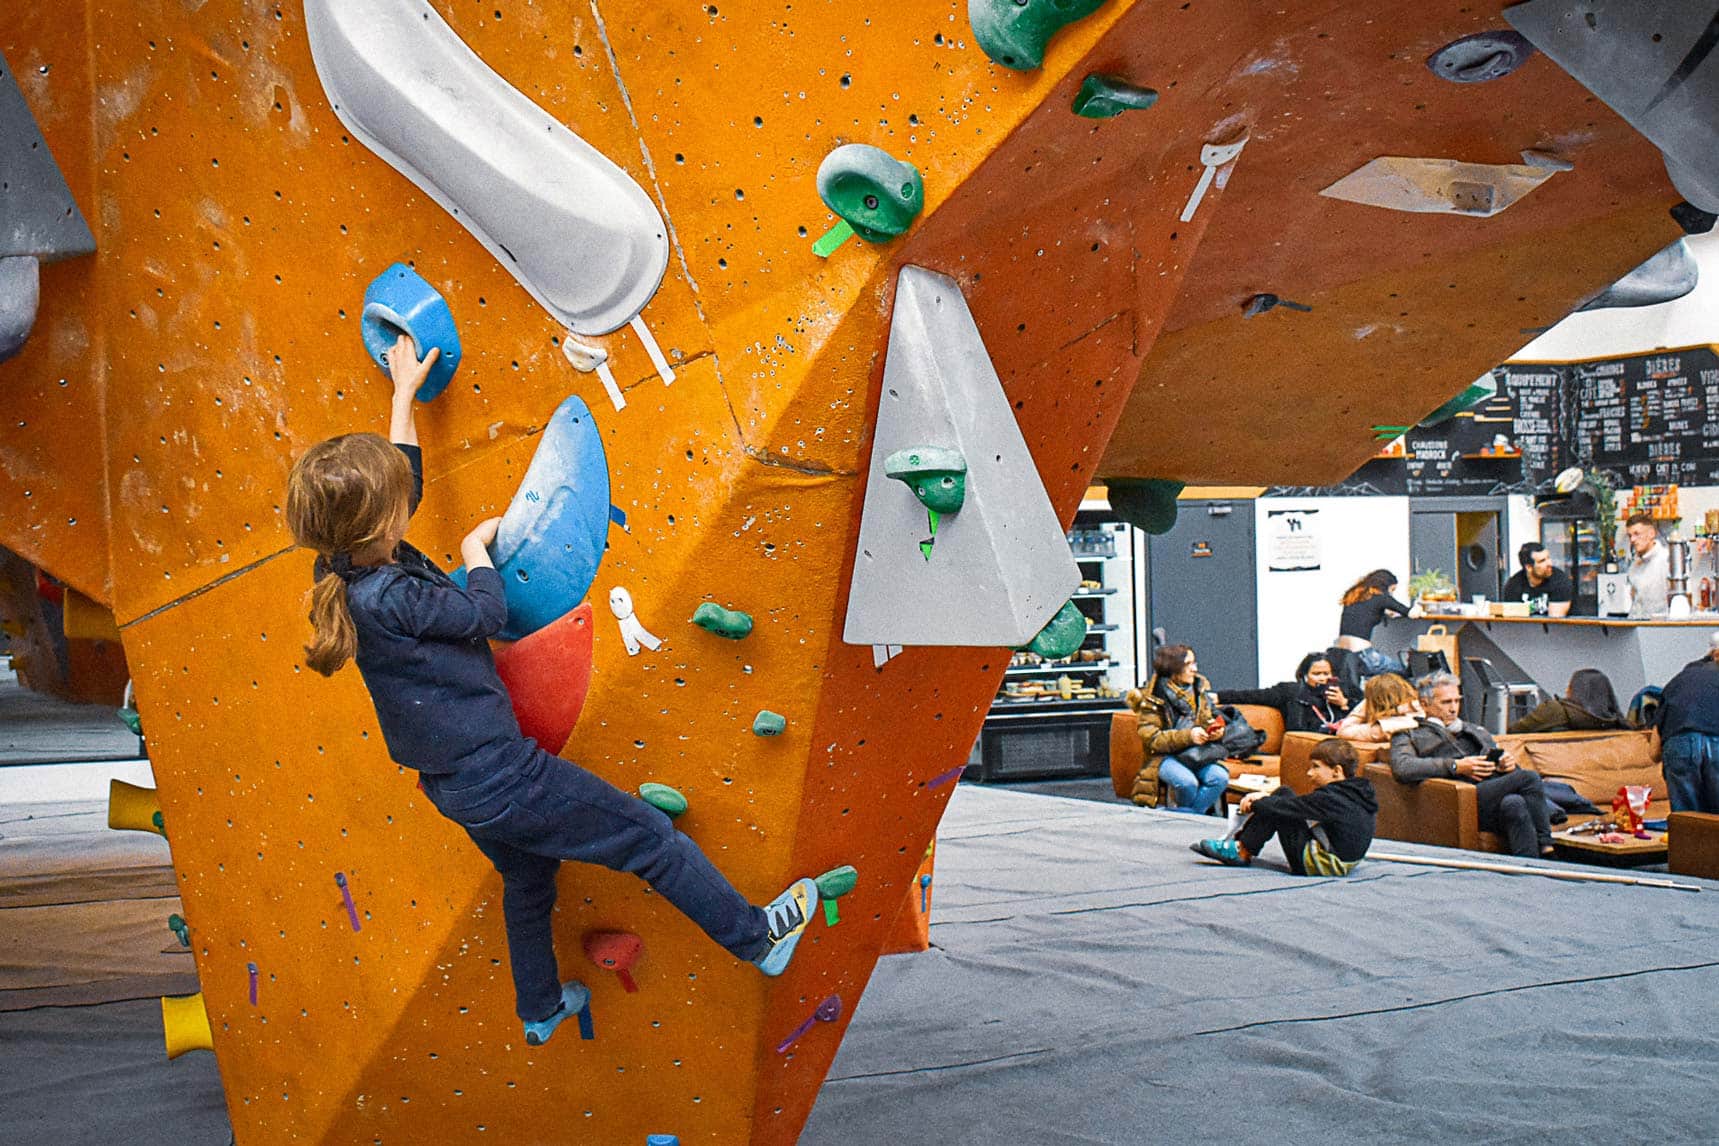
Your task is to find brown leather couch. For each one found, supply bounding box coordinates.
[1669,812,1719,881]
[1280,728,1664,855]
[1109,703,1283,802]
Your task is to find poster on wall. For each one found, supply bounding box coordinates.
[1266,507,1321,572]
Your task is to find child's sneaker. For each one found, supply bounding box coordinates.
[1191,838,1251,867]
[523,980,591,1046]
[752,877,819,977]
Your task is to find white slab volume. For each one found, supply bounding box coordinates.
[843,267,1079,648]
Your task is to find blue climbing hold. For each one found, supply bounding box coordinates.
[360,262,462,401]
[452,395,611,640]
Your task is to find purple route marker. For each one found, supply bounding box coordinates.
[928,764,964,790]
[247,962,259,1006]
[919,873,932,912]
[775,994,844,1054]
[334,872,361,932]
[576,1002,595,1041]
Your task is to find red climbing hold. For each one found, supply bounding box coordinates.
[583,931,643,993]
[492,602,594,753]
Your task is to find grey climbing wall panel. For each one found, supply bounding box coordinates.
[302,1,669,335]
[842,267,1078,648]
[0,50,96,262]
[1505,0,1719,212]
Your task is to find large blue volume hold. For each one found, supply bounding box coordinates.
[453,394,612,640]
[360,263,462,401]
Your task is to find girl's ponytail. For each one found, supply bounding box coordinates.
[304,569,358,676]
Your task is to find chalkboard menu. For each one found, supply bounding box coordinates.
[1271,346,1719,497]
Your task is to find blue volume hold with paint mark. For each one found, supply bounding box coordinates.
[360,263,462,401]
[453,394,611,640]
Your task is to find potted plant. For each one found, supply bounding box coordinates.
[1409,568,1456,605]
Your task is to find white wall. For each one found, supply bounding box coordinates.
[1253,496,1411,683]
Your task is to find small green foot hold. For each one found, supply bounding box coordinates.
[1072,74,1159,118]
[969,0,1110,72]
[118,706,143,736]
[1104,477,1185,535]
[752,710,787,737]
[167,913,189,947]
[691,602,754,640]
[812,219,856,258]
[816,145,923,244]
[884,446,967,515]
[815,865,858,926]
[1019,599,1086,660]
[639,782,688,819]
[151,810,165,834]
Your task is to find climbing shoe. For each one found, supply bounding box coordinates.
[1191,838,1251,867]
[523,980,591,1046]
[753,877,819,977]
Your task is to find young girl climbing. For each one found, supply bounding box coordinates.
[285,336,819,1045]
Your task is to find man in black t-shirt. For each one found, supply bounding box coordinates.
[1501,543,1573,617]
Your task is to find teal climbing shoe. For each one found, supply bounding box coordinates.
[752,877,820,977]
[1190,839,1251,867]
[523,980,592,1046]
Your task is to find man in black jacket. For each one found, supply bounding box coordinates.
[1191,739,1376,875]
[1658,634,1719,813]
[1390,672,1553,857]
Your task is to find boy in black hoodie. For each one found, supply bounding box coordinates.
[1190,739,1376,876]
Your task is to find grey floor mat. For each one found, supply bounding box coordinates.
[6,785,1719,1144]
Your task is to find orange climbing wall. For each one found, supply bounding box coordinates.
[0,2,1681,1143]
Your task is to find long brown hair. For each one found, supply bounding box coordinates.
[285,433,412,676]
[1361,673,1416,719]
[1340,568,1397,607]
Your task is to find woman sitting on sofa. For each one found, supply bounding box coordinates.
[1126,644,1229,814]
[1509,668,1628,734]
[1336,673,1424,742]
[1223,652,1353,735]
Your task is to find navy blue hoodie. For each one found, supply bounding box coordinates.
[322,444,522,773]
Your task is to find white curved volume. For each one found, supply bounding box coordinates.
[303,1,669,335]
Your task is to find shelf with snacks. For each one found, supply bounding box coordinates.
[1005,660,1113,675]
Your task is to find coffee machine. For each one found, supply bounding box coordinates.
[1667,534,1692,619]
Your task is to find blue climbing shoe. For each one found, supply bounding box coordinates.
[752,877,819,977]
[1191,838,1251,867]
[523,980,592,1046]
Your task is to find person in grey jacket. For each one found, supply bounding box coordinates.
[1389,672,1554,858]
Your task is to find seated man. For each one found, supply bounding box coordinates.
[1390,672,1554,858]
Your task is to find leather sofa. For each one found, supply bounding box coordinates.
[1109,703,1284,803]
[1280,728,1664,854]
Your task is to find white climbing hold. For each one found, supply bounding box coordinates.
[562,334,626,412]
[608,587,662,656]
[1179,130,1249,223]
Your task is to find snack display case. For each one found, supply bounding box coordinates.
[969,512,1135,782]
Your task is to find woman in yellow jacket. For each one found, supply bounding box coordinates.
[1127,644,1228,813]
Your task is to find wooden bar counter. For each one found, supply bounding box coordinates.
[1375,613,1718,702]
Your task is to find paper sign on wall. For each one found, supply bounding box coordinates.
[1267,508,1321,572]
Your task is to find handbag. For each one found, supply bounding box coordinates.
[1415,625,1459,680]
[1176,704,1265,764]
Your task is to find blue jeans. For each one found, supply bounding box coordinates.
[1158,754,1230,815]
[1662,732,1719,814]
[422,741,769,1021]
[1356,646,1406,678]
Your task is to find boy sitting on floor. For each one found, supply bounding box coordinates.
[1191,739,1376,876]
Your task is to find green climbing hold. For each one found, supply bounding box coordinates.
[118,706,143,736]
[1020,599,1087,660]
[691,602,754,640]
[752,710,787,737]
[816,864,858,925]
[1072,74,1159,118]
[815,144,923,246]
[167,913,189,947]
[969,0,1110,72]
[1104,477,1185,535]
[639,782,689,819]
[151,810,165,833]
[884,446,967,515]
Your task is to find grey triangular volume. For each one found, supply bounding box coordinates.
[1504,0,1719,212]
[843,266,1078,647]
[0,50,96,261]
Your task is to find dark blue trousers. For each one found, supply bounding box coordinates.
[422,742,770,1021]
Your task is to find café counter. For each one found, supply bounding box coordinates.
[1374,613,1717,702]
